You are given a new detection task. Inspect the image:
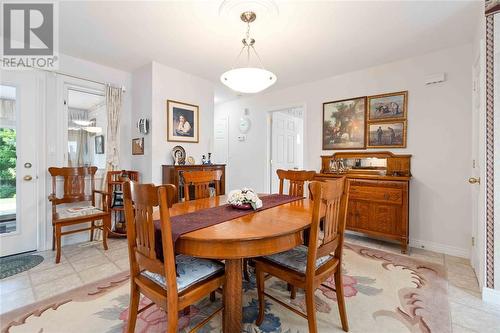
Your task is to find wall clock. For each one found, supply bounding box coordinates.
[239,117,251,133]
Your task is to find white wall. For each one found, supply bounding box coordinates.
[131,63,153,182]
[131,61,215,184]
[215,43,473,257]
[151,62,215,184]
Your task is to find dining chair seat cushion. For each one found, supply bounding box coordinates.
[141,254,224,293]
[56,204,105,220]
[263,245,333,273]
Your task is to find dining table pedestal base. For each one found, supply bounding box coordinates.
[223,258,243,332]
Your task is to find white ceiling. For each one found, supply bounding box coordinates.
[59,1,481,103]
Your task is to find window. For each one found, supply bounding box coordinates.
[66,88,106,169]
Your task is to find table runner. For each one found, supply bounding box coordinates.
[154,194,303,260]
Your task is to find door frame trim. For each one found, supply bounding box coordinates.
[485,13,495,290]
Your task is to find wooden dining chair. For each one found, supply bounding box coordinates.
[123,181,225,333]
[48,166,111,263]
[275,169,316,293]
[254,178,350,333]
[183,170,223,201]
[276,169,316,196]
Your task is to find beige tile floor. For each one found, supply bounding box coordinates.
[1,235,499,332]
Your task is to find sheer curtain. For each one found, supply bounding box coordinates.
[105,85,123,171]
[67,108,90,166]
[0,98,16,128]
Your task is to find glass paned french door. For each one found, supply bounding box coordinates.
[0,85,17,235]
[0,70,39,257]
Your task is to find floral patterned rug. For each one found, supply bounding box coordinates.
[0,244,450,333]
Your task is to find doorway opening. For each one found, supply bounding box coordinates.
[268,106,305,194]
[65,87,106,169]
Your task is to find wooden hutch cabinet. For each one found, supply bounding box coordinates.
[315,151,411,253]
[162,164,226,202]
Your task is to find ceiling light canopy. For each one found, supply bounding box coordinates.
[220,11,277,94]
[219,0,279,22]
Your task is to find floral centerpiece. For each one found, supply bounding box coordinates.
[227,188,263,210]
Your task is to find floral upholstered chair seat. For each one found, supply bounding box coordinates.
[264,245,333,274]
[56,203,105,220]
[141,254,224,293]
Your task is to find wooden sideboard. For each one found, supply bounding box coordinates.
[162,164,226,202]
[315,151,411,253]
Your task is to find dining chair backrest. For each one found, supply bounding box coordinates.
[183,170,222,201]
[276,169,316,197]
[307,178,349,274]
[123,181,178,298]
[48,166,98,204]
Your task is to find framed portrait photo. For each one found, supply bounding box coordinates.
[95,135,104,154]
[368,91,408,121]
[322,96,366,150]
[132,138,144,155]
[167,100,199,143]
[367,121,407,148]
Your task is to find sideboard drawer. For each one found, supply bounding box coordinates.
[350,186,403,205]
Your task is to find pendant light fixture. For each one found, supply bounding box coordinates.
[220,11,277,94]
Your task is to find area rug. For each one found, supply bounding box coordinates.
[0,244,450,333]
[0,254,44,280]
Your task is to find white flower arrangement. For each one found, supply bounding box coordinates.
[227,188,263,210]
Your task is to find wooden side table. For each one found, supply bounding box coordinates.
[107,170,139,237]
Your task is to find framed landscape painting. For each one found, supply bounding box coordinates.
[322,97,366,150]
[368,91,407,121]
[167,100,199,143]
[367,121,407,148]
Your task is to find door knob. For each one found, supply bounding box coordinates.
[23,175,33,181]
[468,177,480,184]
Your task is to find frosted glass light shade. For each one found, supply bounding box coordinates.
[220,67,277,93]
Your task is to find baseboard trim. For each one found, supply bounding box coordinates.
[409,238,470,259]
[483,287,500,305]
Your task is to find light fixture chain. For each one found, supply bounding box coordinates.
[231,44,247,70]
[251,45,266,69]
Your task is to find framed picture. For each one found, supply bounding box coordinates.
[132,138,144,155]
[367,121,407,148]
[368,91,408,121]
[167,100,199,143]
[323,96,366,150]
[95,135,104,154]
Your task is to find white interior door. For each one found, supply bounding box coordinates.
[470,49,486,285]
[270,110,303,193]
[0,70,39,256]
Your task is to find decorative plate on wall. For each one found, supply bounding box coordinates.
[171,145,186,164]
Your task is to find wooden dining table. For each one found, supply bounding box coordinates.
[153,194,313,332]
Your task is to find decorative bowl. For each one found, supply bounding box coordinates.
[231,203,253,210]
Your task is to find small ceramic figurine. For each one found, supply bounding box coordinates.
[201,155,206,164]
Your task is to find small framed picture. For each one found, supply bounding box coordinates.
[368,91,407,121]
[95,135,104,154]
[132,138,144,155]
[167,100,199,143]
[322,96,366,150]
[367,121,407,148]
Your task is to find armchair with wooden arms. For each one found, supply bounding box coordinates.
[48,166,111,263]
